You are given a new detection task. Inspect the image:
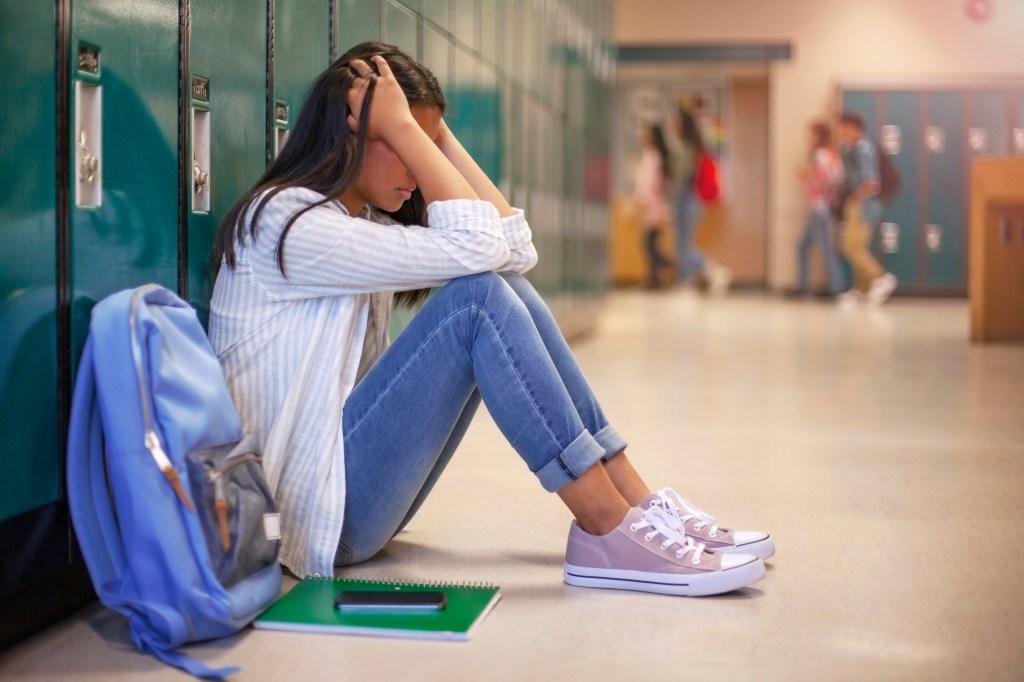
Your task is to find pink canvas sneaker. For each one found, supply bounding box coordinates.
[564,506,765,596]
[641,488,775,560]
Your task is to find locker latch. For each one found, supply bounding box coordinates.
[193,160,209,195]
[79,131,99,184]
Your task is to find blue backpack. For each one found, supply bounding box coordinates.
[67,284,282,679]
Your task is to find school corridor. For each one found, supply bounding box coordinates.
[3,290,1022,681]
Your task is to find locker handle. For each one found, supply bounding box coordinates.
[193,160,209,195]
[79,131,99,184]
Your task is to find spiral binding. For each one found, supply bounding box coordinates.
[306,574,495,589]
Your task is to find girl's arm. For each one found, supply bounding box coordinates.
[435,120,537,273]
[434,120,515,218]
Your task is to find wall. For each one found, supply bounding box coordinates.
[615,0,1024,289]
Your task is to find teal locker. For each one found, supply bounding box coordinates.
[337,0,381,53]
[452,0,477,52]
[187,0,267,324]
[272,0,332,162]
[876,91,920,286]
[479,0,500,65]
[421,0,448,30]
[70,0,179,344]
[0,0,60,565]
[383,0,419,57]
[968,91,1010,155]
[449,45,480,161]
[422,21,450,92]
[923,91,966,288]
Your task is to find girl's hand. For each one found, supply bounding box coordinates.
[346,55,416,143]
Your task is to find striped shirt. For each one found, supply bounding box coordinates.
[209,187,536,577]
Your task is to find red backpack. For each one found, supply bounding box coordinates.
[694,151,720,202]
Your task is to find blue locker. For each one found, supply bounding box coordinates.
[337,0,381,52]
[876,91,920,286]
[187,0,267,324]
[384,0,420,57]
[0,0,60,581]
[272,0,332,161]
[923,91,967,288]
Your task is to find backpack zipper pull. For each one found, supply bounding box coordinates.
[209,472,231,551]
[145,430,194,512]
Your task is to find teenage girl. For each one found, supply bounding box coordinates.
[633,124,675,288]
[795,121,844,297]
[210,42,774,596]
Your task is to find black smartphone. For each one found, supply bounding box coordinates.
[334,590,447,612]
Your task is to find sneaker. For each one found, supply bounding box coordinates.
[866,273,898,305]
[564,506,765,596]
[706,264,732,297]
[836,289,864,310]
[642,488,775,560]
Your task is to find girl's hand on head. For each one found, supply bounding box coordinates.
[346,55,416,143]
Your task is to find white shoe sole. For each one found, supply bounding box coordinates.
[712,536,776,560]
[564,556,765,597]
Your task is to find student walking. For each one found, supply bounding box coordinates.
[632,124,675,288]
[671,109,731,295]
[795,121,844,297]
[837,112,898,307]
[209,42,772,596]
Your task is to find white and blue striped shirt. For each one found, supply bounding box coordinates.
[209,187,536,577]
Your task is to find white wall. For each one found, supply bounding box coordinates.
[615,0,1024,289]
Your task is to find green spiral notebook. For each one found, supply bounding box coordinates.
[253,576,501,641]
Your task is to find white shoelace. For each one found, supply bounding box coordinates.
[651,488,721,538]
[630,504,707,564]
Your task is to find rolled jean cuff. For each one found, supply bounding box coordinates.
[535,430,606,493]
[593,425,628,461]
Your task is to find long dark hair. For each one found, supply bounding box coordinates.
[213,41,446,307]
[648,124,671,182]
[810,121,832,151]
[678,109,706,156]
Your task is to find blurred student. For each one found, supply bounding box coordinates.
[672,109,730,295]
[633,124,675,288]
[795,121,844,298]
[837,112,897,307]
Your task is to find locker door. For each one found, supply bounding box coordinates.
[337,0,381,54]
[923,91,967,290]
[272,0,331,162]
[188,0,267,324]
[422,21,450,92]
[383,0,419,57]
[969,90,1010,156]
[876,91,920,287]
[69,0,180,343]
[0,0,61,592]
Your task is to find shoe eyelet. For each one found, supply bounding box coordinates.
[644,532,656,542]
[691,558,700,565]
[710,531,718,538]
[629,524,639,532]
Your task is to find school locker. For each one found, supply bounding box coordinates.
[187,0,267,324]
[337,0,382,55]
[923,91,967,288]
[383,0,419,57]
[271,0,332,162]
[69,0,180,347]
[0,0,62,598]
[876,91,921,286]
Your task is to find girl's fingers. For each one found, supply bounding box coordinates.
[349,58,373,78]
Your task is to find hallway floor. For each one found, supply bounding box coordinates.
[3,290,1023,681]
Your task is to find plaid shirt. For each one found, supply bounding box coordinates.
[841,138,883,224]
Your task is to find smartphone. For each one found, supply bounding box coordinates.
[334,590,447,612]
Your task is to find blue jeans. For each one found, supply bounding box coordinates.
[336,272,628,566]
[673,189,707,283]
[797,208,843,295]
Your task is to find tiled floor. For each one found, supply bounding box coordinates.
[3,290,1023,681]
